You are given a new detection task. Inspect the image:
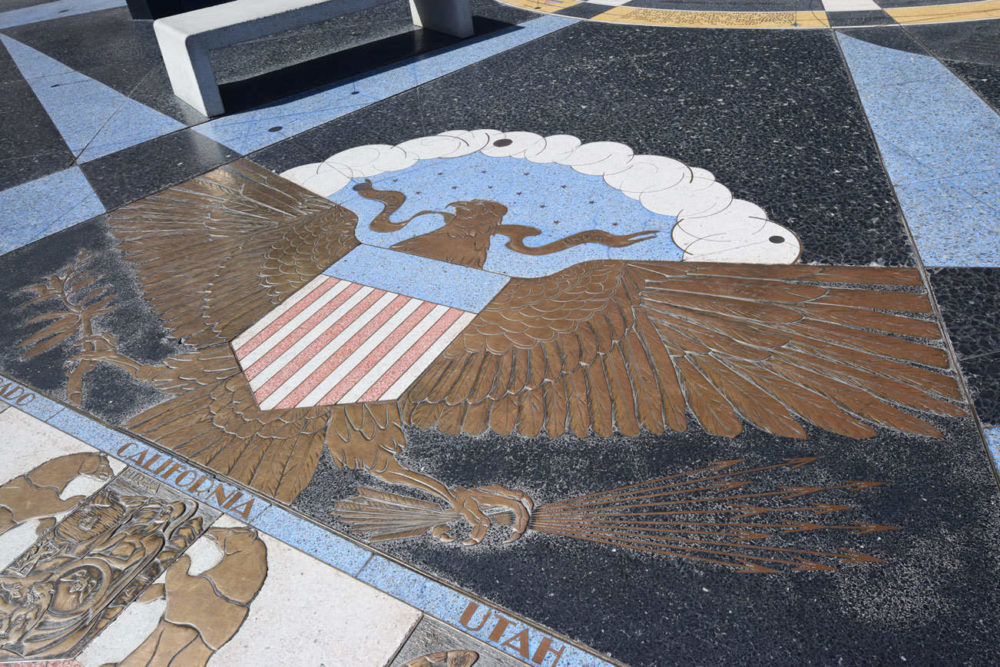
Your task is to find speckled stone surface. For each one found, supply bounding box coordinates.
[837,28,1000,268]
[79,128,238,211]
[929,267,1000,424]
[1,4,1000,666]
[0,218,185,423]
[943,60,1000,113]
[985,427,1000,470]
[295,417,1000,666]
[0,167,103,255]
[255,22,917,267]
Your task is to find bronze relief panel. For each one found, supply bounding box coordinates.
[0,470,217,661]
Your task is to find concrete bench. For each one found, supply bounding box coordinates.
[154,0,473,116]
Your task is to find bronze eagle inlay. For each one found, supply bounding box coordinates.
[16,159,964,562]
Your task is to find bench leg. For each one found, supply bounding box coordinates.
[154,26,224,117]
[409,0,474,38]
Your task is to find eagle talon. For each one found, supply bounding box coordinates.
[447,485,533,546]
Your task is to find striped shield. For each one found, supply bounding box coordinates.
[232,246,509,410]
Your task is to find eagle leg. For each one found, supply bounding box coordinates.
[358,456,533,546]
[327,408,533,545]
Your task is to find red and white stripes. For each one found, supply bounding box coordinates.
[232,276,474,410]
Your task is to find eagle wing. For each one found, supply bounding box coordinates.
[107,159,359,348]
[401,261,965,440]
[106,160,360,501]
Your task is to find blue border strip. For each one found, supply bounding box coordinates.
[0,373,616,666]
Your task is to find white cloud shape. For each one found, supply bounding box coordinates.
[281,130,801,265]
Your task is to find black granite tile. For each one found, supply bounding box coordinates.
[217,18,510,115]
[295,415,1000,666]
[958,352,1000,425]
[248,85,432,173]
[798,0,826,11]
[0,0,61,12]
[4,0,534,125]
[79,128,237,211]
[766,188,915,266]
[3,7,155,75]
[903,17,1000,64]
[943,60,1000,112]
[263,22,916,267]
[0,47,75,189]
[3,7,207,125]
[0,216,186,423]
[0,150,75,191]
[555,2,612,19]
[210,0,532,111]
[929,267,1000,424]
[827,10,895,26]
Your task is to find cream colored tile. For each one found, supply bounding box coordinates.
[212,532,421,665]
[79,516,420,666]
[821,0,879,11]
[76,571,169,667]
[0,408,123,482]
[0,409,123,570]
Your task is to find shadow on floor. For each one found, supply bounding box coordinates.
[218,16,518,114]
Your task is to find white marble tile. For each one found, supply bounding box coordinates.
[79,515,421,666]
[0,408,122,482]
[821,0,880,11]
[76,571,169,667]
[212,530,422,665]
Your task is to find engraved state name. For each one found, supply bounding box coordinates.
[460,601,568,665]
[0,379,36,406]
[116,442,257,519]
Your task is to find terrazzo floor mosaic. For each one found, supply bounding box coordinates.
[0,0,998,664]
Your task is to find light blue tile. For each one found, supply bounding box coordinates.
[894,176,1000,268]
[339,153,680,279]
[0,374,64,421]
[46,407,131,451]
[197,15,574,155]
[949,169,1000,211]
[0,0,124,30]
[838,32,1000,268]
[839,34,1000,176]
[252,506,372,575]
[324,245,510,312]
[359,555,611,666]
[77,96,185,162]
[871,133,931,186]
[837,33,937,87]
[0,34,74,80]
[0,167,105,254]
[0,36,183,162]
[985,427,1000,472]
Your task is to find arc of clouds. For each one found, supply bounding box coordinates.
[280,130,801,264]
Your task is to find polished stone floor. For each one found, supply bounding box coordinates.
[0,0,999,664]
